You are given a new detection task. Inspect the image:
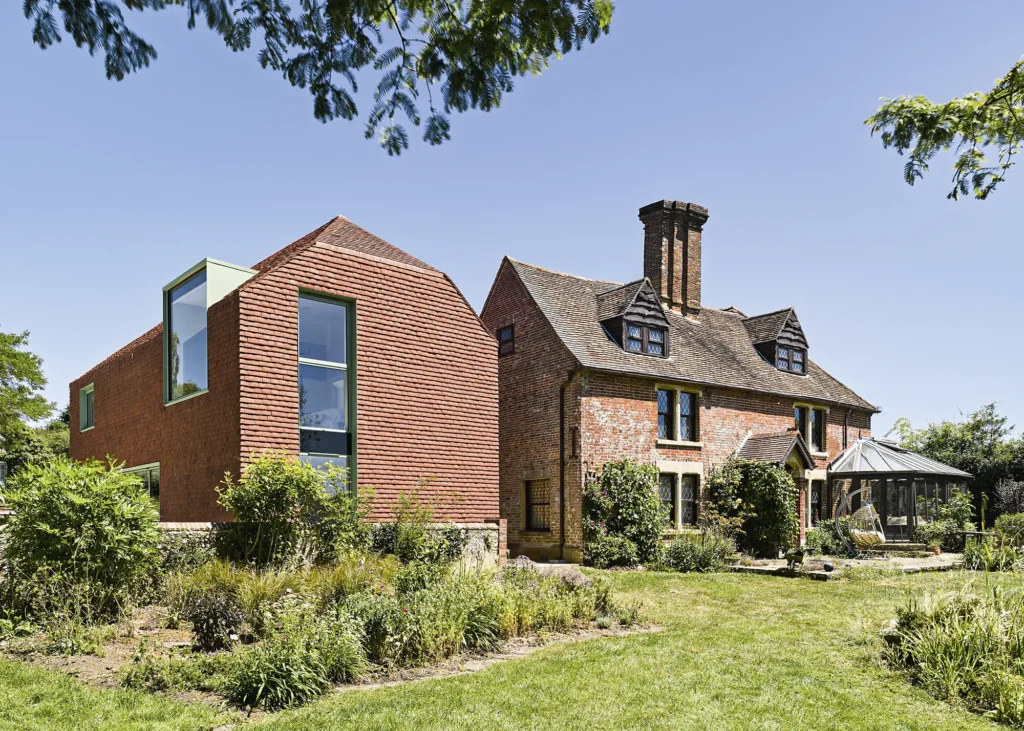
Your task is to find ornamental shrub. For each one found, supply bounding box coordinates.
[186,593,244,652]
[217,451,371,566]
[703,458,799,558]
[1,457,160,620]
[583,459,665,566]
[995,513,1024,548]
[962,536,1020,571]
[664,530,734,573]
[805,517,851,556]
[369,487,469,564]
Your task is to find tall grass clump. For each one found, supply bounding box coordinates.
[663,530,734,573]
[885,582,1024,725]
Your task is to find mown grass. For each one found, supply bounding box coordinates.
[0,570,1012,730]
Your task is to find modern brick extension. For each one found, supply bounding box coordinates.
[481,200,876,562]
[70,216,500,526]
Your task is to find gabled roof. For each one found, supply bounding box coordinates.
[743,308,794,344]
[596,279,647,321]
[79,216,437,378]
[829,439,973,478]
[502,258,876,411]
[736,431,814,469]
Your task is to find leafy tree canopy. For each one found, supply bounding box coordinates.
[889,404,1024,518]
[22,0,613,155]
[867,60,1023,199]
[0,329,53,444]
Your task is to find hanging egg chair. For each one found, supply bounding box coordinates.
[834,486,886,554]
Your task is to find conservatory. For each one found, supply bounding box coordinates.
[827,438,973,543]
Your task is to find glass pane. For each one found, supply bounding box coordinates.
[168,270,208,400]
[778,347,789,358]
[658,414,668,439]
[680,476,696,524]
[811,410,823,451]
[498,327,513,342]
[777,359,789,369]
[149,467,160,500]
[659,473,675,525]
[300,455,349,494]
[85,391,94,428]
[657,389,670,414]
[299,296,348,364]
[299,364,347,430]
[499,341,514,355]
[627,324,642,338]
[300,429,349,454]
[792,350,803,362]
[792,362,804,373]
[627,338,643,352]
[679,392,692,416]
[648,328,663,343]
[647,342,663,355]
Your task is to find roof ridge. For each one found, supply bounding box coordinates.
[597,277,647,295]
[742,306,794,322]
[509,259,623,287]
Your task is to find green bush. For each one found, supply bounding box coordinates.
[186,593,244,652]
[995,513,1024,548]
[369,489,469,564]
[217,451,370,567]
[118,639,233,693]
[703,458,799,558]
[962,536,1020,572]
[583,459,665,567]
[1,457,159,620]
[224,596,366,711]
[885,584,1024,722]
[663,530,734,573]
[804,518,851,556]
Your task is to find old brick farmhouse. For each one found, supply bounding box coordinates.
[481,200,878,562]
[70,216,499,527]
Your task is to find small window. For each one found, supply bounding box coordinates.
[795,406,808,443]
[657,389,674,440]
[810,408,826,452]
[680,475,697,526]
[679,391,697,441]
[659,473,676,526]
[623,323,668,357]
[497,325,515,356]
[79,384,95,431]
[524,480,551,531]
[776,346,806,373]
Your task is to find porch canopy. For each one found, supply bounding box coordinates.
[827,438,972,542]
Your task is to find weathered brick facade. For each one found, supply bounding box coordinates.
[71,217,499,524]
[482,199,875,561]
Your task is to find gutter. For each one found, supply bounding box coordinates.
[559,369,580,561]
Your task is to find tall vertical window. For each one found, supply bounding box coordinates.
[679,392,696,441]
[794,406,808,443]
[497,325,515,356]
[659,473,676,526]
[79,384,95,431]
[657,389,673,440]
[810,480,824,526]
[810,408,826,452]
[524,479,551,531]
[298,294,352,483]
[680,475,697,526]
[167,270,208,402]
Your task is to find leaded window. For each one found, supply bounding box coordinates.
[679,392,696,441]
[776,345,806,374]
[525,480,551,531]
[810,480,823,526]
[647,327,665,355]
[680,475,697,526]
[623,323,668,357]
[657,389,673,440]
[626,324,644,352]
[810,408,826,452]
[659,473,676,526]
[795,406,808,443]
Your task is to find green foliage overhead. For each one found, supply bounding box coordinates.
[0,329,53,450]
[583,459,665,567]
[867,60,1024,199]
[2,457,160,619]
[21,0,613,155]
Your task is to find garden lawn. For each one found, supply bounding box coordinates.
[0,570,1009,730]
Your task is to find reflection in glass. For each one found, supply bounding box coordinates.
[168,271,208,401]
[299,365,347,430]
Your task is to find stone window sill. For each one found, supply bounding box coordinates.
[521,530,553,537]
[811,451,828,459]
[657,439,703,449]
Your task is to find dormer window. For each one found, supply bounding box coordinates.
[625,323,667,357]
[776,346,805,373]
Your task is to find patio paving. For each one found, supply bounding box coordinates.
[729,553,962,581]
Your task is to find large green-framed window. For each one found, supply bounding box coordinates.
[166,269,209,402]
[298,293,354,488]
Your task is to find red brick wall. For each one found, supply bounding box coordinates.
[480,261,581,561]
[70,293,242,521]
[71,240,499,524]
[235,242,499,523]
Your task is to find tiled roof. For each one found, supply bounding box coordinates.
[742,308,793,344]
[737,431,813,467]
[595,280,646,321]
[78,216,436,381]
[506,259,876,411]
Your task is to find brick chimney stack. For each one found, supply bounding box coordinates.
[638,200,709,315]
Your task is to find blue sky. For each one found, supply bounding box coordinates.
[0,1,1021,437]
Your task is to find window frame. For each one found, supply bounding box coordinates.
[659,472,677,527]
[655,384,701,446]
[163,267,210,405]
[810,407,826,453]
[79,383,95,432]
[657,388,674,440]
[122,462,160,503]
[497,325,515,356]
[776,345,806,374]
[298,291,358,491]
[659,470,700,531]
[794,405,809,444]
[524,479,552,532]
[622,322,669,358]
